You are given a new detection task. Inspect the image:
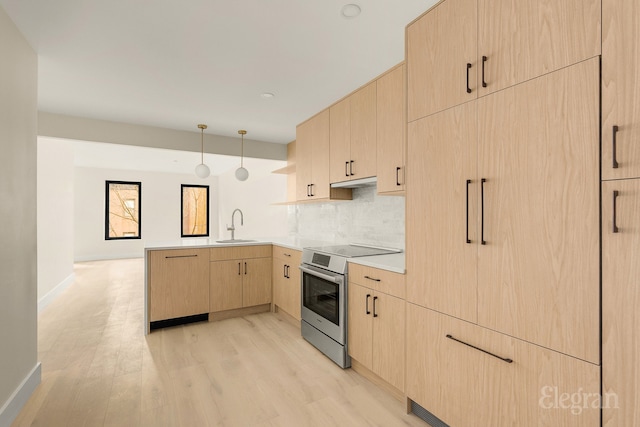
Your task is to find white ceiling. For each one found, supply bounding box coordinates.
[1,0,436,145]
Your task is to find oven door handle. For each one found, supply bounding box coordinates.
[299,265,344,284]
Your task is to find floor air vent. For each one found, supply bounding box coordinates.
[410,400,449,427]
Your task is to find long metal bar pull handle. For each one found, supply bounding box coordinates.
[466,179,471,244]
[481,56,488,88]
[238,262,241,275]
[396,167,401,186]
[373,296,378,318]
[613,190,620,233]
[364,275,381,282]
[446,334,513,364]
[165,254,198,259]
[613,125,619,169]
[284,264,287,278]
[244,262,247,275]
[345,161,350,177]
[350,160,355,176]
[366,294,371,315]
[481,178,487,245]
[466,63,472,94]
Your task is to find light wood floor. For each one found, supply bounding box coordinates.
[13,258,426,426]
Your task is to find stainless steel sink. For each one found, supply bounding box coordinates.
[215,239,257,244]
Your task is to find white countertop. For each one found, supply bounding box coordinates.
[348,253,405,274]
[145,237,405,273]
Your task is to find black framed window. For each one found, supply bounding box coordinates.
[181,184,209,237]
[105,181,141,240]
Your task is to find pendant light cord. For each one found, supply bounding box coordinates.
[201,128,204,164]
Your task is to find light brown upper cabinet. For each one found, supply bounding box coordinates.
[477,0,600,97]
[376,64,406,194]
[602,179,640,425]
[329,82,377,183]
[407,0,600,121]
[406,0,477,122]
[296,110,352,201]
[407,58,600,364]
[602,0,640,180]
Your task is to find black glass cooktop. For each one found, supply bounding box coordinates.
[305,244,401,258]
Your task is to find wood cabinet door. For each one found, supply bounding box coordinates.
[350,82,377,180]
[149,249,210,321]
[377,64,406,194]
[477,58,600,363]
[406,0,477,122]
[406,101,478,323]
[272,257,286,311]
[602,179,640,425]
[242,257,272,307]
[602,0,640,180]
[478,0,600,97]
[372,292,405,392]
[406,304,481,427]
[310,109,331,199]
[295,120,313,201]
[329,97,351,184]
[347,282,373,368]
[209,260,243,312]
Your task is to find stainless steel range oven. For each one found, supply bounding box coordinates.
[300,244,401,368]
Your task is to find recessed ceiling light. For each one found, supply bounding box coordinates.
[341,4,361,19]
[261,92,275,99]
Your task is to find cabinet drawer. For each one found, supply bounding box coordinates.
[272,245,302,264]
[406,304,600,427]
[209,245,271,261]
[349,263,405,299]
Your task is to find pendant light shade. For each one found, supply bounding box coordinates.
[235,129,249,181]
[195,124,210,178]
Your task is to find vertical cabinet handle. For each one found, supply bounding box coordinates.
[238,262,241,275]
[366,294,371,315]
[613,190,620,233]
[284,264,287,278]
[466,63,472,94]
[286,265,290,278]
[481,178,487,245]
[244,262,247,275]
[345,161,350,177]
[310,184,314,197]
[481,56,488,88]
[373,296,378,318]
[396,167,402,186]
[350,160,355,176]
[466,179,472,244]
[306,184,311,197]
[613,125,619,169]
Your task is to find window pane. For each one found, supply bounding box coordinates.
[105,181,141,239]
[182,185,209,237]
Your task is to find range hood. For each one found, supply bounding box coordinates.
[330,176,377,189]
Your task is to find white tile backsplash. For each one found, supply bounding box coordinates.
[288,186,405,250]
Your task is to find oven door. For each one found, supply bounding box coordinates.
[299,264,346,344]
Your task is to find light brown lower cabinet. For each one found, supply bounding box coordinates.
[406,303,600,426]
[348,266,405,392]
[603,178,640,425]
[148,248,210,322]
[272,246,302,319]
[209,245,272,312]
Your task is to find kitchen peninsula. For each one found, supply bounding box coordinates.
[144,237,405,334]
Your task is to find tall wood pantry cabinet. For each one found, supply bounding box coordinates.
[602,0,640,423]
[405,0,602,423]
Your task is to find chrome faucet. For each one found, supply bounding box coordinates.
[226,209,244,240]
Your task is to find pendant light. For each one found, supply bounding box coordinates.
[235,129,249,181]
[195,124,210,178]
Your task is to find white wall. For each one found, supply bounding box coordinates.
[217,157,288,240]
[37,138,75,309]
[74,167,220,261]
[0,6,40,426]
[288,186,405,250]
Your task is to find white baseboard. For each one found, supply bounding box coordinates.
[0,362,41,427]
[38,273,75,312]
